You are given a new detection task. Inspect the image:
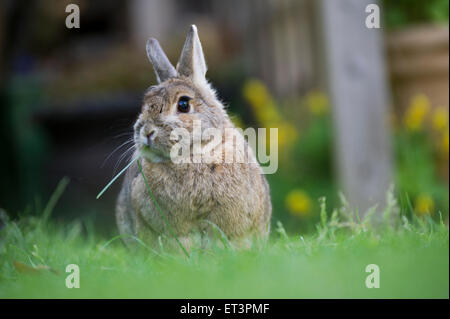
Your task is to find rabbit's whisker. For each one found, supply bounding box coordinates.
[102,139,134,168]
[113,131,134,140]
[113,145,136,176]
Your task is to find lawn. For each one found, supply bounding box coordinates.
[0,185,448,299]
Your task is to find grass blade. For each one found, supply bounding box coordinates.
[42,177,70,222]
[96,156,138,199]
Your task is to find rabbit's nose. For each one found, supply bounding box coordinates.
[146,130,156,146]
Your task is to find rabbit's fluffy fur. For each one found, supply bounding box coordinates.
[116,25,271,251]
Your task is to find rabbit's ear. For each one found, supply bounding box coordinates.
[177,25,207,84]
[146,38,177,83]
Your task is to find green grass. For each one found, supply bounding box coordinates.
[0,185,448,299]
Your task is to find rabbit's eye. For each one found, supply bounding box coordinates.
[177,96,191,113]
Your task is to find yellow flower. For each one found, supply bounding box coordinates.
[277,122,299,149]
[306,90,329,116]
[243,79,281,126]
[414,194,434,216]
[404,94,431,132]
[243,79,274,110]
[243,79,298,151]
[257,103,282,126]
[432,106,449,132]
[285,189,312,217]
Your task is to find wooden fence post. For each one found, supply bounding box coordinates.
[318,0,393,218]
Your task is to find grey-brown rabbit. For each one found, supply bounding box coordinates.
[116,25,271,251]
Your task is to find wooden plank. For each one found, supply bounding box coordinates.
[317,0,392,218]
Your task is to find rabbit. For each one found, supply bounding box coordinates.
[116,25,272,252]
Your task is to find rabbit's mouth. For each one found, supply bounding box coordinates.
[140,145,170,163]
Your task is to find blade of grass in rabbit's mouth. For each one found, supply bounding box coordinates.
[96,146,168,200]
[96,156,139,199]
[140,145,170,163]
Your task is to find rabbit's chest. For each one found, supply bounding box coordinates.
[131,167,218,233]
